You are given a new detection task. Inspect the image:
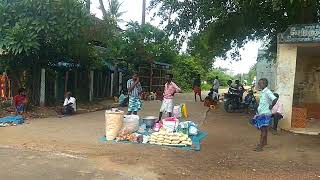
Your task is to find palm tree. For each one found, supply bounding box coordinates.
[99,0,126,23]
[107,0,125,23]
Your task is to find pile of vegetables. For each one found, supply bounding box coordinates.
[149,129,192,146]
[116,132,143,143]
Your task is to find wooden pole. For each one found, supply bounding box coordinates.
[65,71,69,93]
[40,68,46,107]
[110,72,114,97]
[89,70,94,101]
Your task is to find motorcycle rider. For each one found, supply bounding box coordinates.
[227,80,238,94]
[235,80,245,101]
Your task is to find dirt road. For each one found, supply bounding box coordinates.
[0,93,319,179]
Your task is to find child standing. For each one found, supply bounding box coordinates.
[250,78,277,152]
[271,93,284,134]
[158,74,181,122]
[119,90,128,107]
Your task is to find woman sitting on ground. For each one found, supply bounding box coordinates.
[13,88,28,115]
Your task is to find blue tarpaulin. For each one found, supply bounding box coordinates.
[0,115,24,124]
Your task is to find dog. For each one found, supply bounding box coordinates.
[148,92,156,101]
[204,96,218,110]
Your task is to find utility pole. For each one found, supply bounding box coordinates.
[142,0,146,25]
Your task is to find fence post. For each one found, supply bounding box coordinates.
[40,68,46,107]
[89,70,94,102]
[110,72,114,97]
[119,72,122,94]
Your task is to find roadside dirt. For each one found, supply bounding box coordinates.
[0,94,319,179]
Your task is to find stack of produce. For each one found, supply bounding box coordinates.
[148,129,192,146]
[115,132,143,143]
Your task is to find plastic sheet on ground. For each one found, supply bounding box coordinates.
[0,115,24,124]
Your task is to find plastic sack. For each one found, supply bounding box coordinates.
[119,115,140,134]
[105,110,124,140]
[162,117,179,132]
[189,124,198,135]
[153,122,163,132]
[173,105,182,118]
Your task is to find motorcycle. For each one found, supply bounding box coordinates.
[223,87,257,113]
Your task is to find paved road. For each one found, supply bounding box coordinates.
[0,147,137,180]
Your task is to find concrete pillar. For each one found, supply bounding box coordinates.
[119,72,122,94]
[110,73,114,97]
[89,70,94,102]
[40,68,46,107]
[275,44,298,130]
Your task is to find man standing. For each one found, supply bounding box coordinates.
[250,78,277,152]
[212,76,220,100]
[127,72,142,115]
[193,74,203,102]
[158,74,181,122]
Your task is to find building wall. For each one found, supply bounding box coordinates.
[275,44,298,130]
[256,50,276,91]
[294,56,320,104]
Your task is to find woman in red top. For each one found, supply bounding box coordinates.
[13,88,27,115]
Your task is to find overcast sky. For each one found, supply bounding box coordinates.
[90,0,259,74]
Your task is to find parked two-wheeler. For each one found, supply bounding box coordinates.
[223,88,257,113]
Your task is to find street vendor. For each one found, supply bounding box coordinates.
[13,88,28,115]
[250,78,277,152]
[127,72,142,115]
[62,92,76,115]
[158,73,181,122]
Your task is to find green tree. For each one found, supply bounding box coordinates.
[150,0,320,60]
[246,64,257,85]
[0,0,93,103]
[206,69,234,87]
[121,22,178,68]
[0,0,91,60]
[172,54,205,91]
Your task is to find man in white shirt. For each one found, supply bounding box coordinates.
[62,92,76,115]
[212,76,220,100]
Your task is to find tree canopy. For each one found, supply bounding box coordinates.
[0,0,92,67]
[150,0,320,61]
[121,22,178,67]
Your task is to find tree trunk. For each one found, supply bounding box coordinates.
[103,73,108,97]
[99,0,108,18]
[86,0,90,13]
